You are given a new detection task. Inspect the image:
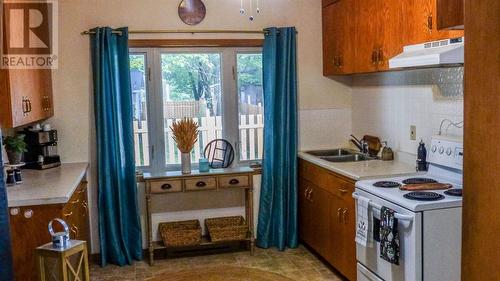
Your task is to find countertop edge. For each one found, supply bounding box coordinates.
[298,152,418,181]
[7,162,89,208]
[298,153,362,180]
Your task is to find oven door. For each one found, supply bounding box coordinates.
[354,189,423,281]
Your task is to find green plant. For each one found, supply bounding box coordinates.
[3,135,27,153]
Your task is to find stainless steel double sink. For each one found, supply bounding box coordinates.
[304,149,375,162]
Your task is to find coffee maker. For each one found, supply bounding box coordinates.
[21,129,61,169]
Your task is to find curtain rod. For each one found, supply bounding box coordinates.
[81,29,270,36]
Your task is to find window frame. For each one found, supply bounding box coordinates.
[130,46,263,173]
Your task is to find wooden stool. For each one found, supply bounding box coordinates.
[35,240,90,281]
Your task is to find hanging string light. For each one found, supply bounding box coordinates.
[240,0,261,21]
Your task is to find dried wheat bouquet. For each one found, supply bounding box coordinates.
[170,118,199,153]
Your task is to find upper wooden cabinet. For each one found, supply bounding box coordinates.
[354,0,403,72]
[403,0,464,45]
[322,0,355,75]
[322,0,465,75]
[0,69,53,128]
[436,0,464,29]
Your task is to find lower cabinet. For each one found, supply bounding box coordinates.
[9,180,89,281]
[299,159,357,281]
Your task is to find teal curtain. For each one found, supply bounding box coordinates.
[257,27,298,250]
[90,27,142,266]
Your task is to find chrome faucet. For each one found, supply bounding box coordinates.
[360,140,369,155]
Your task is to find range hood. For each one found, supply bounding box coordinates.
[389,37,464,69]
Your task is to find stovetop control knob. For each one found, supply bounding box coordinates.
[439,146,445,154]
[431,145,437,153]
[446,147,453,156]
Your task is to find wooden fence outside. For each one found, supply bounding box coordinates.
[133,114,264,166]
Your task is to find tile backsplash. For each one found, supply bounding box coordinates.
[352,85,463,156]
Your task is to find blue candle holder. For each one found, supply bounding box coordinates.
[199,158,210,173]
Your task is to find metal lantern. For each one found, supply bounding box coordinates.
[35,219,89,281]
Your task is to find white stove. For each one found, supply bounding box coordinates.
[353,136,463,281]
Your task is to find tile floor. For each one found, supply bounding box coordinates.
[90,245,344,281]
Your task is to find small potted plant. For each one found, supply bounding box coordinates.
[3,135,27,164]
[170,118,199,174]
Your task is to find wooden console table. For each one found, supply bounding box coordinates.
[143,167,257,265]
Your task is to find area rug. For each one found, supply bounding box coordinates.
[147,266,294,281]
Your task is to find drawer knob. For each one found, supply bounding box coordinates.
[229,179,240,185]
[24,209,33,219]
[10,208,19,216]
[196,181,207,187]
[161,183,172,190]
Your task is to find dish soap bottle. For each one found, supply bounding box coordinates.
[416,139,428,171]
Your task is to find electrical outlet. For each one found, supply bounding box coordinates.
[410,125,417,140]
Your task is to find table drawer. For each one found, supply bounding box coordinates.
[150,180,183,193]
[185,177,217,191]
[219,175,250,188]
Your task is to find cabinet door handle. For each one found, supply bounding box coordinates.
[82,201,88,215]
[26,99,32,113]
[342,209,348,224]
[371,50,377,65]
[196,181,207,187]
[339,188,348,194]
[427,14,433,31]
[377,49,384,65]
[161,183,172,190]
[71,225,79,238]
[22,97,29,115]
[337,208,342,222]
[308,189,314,202]
[229,179,240,185]
[304,187,309,198]
[339,55,343,68]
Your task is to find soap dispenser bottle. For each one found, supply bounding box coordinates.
[416,139,428,171]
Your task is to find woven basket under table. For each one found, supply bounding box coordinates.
[205,216,248,242]
[159,220,202,247]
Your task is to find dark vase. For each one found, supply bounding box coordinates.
[6,150,22,164]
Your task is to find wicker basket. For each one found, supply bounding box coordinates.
[159,220,202,247]
[205,216,248,242]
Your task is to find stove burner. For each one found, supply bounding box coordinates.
[402,178,438,185]
[444,189,463,197]
[403,191,445,201]
[373,181,401,188]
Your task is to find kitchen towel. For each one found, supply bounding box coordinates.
[380,206,400,265]
[355,195,372,247]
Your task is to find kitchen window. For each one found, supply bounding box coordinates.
[130,47,263,171]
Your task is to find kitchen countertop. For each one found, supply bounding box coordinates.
[298,151,418,180]
[6,163,89,207]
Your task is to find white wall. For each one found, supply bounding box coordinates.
[47,0,352,253]
[351,86,464,156]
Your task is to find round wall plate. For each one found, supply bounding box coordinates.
[178,0,206,26]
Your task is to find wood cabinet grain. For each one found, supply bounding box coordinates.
[462,0,500,278]
[437,0,464,30]
[298,159,356,281]
[9,181,89,281]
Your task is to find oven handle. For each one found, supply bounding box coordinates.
[353,192,414,227]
